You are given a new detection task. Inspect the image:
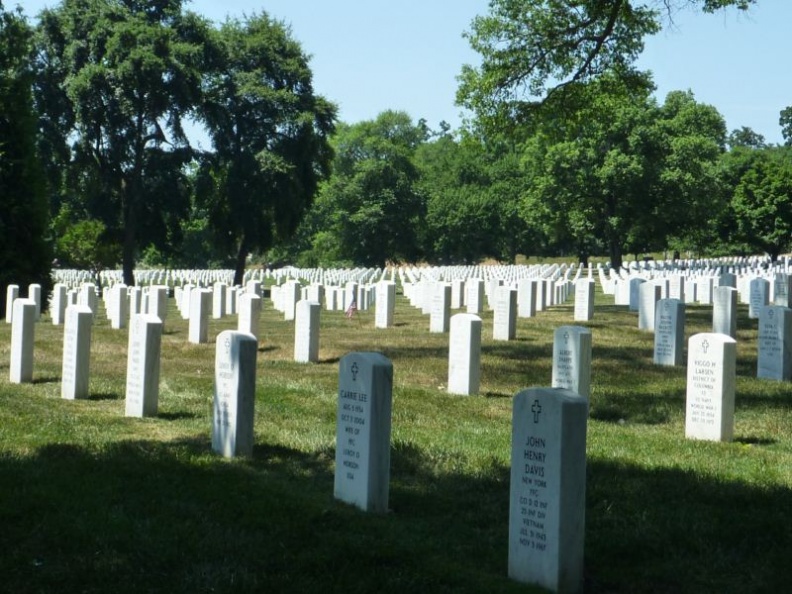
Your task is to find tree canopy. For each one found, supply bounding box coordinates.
[0,2,51,309]
[457,0,756,132]
[35,0,207,284]
[195,12,336,285]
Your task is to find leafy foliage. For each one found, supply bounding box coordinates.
[304,112,426,268]
[55,219,120,284]
[34,0,208,284]
[730,146,792,260]
[522,80,725,267]
[457,0,756,132]
[0,3,51,310]
[195,12,336,284]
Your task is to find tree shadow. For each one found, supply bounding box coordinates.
[32,376,59,385]
[88,391,122,401]
[481,390,512,399]
[158,411,200,421]
[2,433,791,593]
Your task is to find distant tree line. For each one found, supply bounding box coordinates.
[1,0,791,311]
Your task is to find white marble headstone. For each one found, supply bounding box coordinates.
[212,330,258,457]
[509,387,587,592]
[757,305,792,381]
[448,313,482,396]
[334,352,393,513]
[61,305,93,400]
[10,298,36,383]
[685,333,736,442]
[653,299,685,366]
[125,314,163,417]
[551,326,592,399]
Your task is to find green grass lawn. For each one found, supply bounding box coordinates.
[0,285,791,593]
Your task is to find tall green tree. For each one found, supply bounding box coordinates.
[34,0,207,285]
[730,146,792,261]
[196,13,336,285]
[309,111,427,268]
[522,81,725,268]
[416,133,532,264]
[0,3,51,310]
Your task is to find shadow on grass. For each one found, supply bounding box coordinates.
[585,459,792,593]
[158,411,200,421]
[481,390,512,399]
[379,345,449,360]
[734,436,777,446]
[2,437,790,593]
[32,376,59,385]
[88,391,122,401]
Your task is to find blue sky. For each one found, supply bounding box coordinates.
[19,0,792,144]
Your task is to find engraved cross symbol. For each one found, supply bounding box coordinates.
[563,331,569,343]
[531,399,542,423]
[701,339,709,354]
[351,362,359,381]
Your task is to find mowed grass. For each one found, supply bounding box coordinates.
[0,284,791,593]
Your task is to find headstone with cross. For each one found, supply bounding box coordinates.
[685,332,736,441]
[509,386,588,592]
[334,352,393,513]
[211,330,258,457]
[757,305,792,380]
[712,286,738,339]
[654,298,685,366]
[125,313,163,417]
[551,326,592,399]
[448,313,482,395]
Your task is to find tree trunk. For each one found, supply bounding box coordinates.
[122,194,137,286]
[233,236,249,287]
[609,241,623,271]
